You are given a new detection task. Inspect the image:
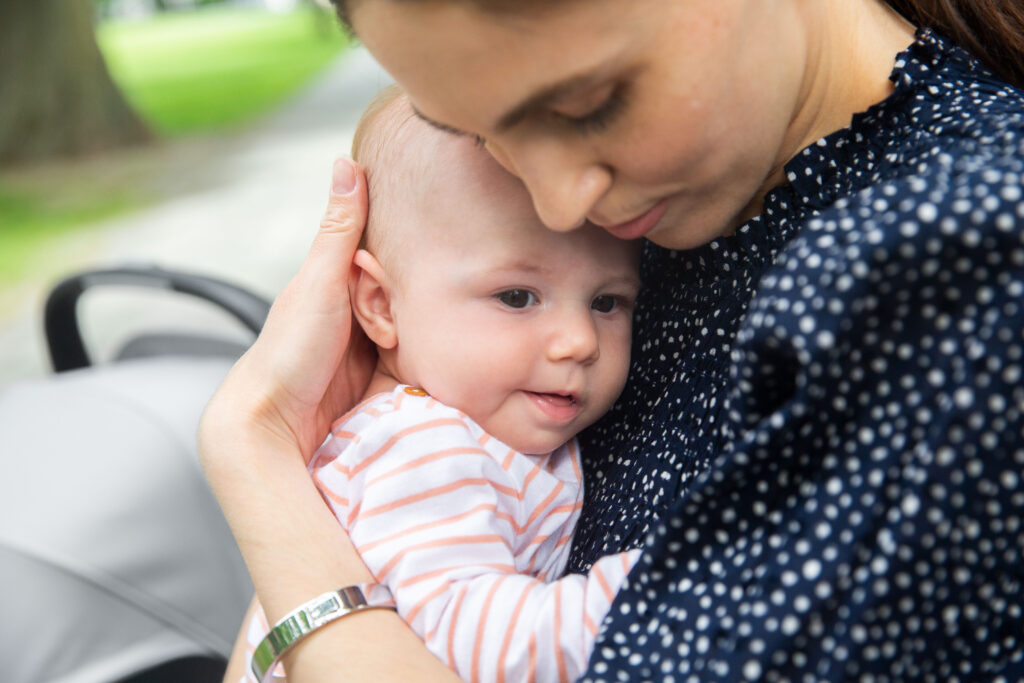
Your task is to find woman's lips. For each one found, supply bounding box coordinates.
[598,198,669,240]
[524,391,581,423]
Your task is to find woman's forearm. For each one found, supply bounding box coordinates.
[203,433,372,616]
[204,437,458,682]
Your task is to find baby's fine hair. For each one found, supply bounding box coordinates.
[350,84,426,270]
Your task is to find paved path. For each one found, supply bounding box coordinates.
[0,48,392,387]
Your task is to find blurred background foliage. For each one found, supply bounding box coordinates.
[0,0,349,284]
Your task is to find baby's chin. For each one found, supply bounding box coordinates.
[486,426,576,457]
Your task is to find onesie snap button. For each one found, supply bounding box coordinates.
[404,386,428,396]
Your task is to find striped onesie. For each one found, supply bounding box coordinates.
[244,385,640,682]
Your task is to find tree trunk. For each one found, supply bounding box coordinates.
[0,0,151,166]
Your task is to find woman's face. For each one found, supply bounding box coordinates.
[351,0,810,250]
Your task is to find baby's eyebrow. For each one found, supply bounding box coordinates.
[487,260,547,275]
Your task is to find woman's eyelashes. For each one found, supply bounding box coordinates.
[556,82,629,134]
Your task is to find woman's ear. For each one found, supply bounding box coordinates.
[350,249,398,349]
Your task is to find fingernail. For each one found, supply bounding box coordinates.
[332,158,357,195]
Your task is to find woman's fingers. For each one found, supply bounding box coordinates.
[261,157,367,331]
[241,158,371,419]
[304,157,369,294]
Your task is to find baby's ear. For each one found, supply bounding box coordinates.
[350,249,398,349]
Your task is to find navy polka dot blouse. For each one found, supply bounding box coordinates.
[574,30,1024,680]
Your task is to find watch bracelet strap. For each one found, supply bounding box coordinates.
[251,583,396,683]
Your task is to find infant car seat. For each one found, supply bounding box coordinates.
[0,265,271,683]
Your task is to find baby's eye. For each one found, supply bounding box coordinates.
[496,289,537,309]
[591,295,619,313]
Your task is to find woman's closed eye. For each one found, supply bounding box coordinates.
[554,82,629,134]
[495,288,538,309]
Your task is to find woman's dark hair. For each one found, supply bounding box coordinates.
[886,0,1024,88]
[330,0,1024,89]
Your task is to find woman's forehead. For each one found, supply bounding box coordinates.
[350,0,645,132]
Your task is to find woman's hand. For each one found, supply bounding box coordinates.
[201,157,459,682]
[199,158,379,619]
[201,158,376,468]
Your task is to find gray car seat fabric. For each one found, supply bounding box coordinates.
[0,357,252,683]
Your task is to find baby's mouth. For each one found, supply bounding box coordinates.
[526,391,576,403]
[524,391,582,422]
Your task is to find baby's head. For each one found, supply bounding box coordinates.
[350,87,640,454]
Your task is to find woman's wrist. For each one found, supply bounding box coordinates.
[281,608,460,683]
[203,435,374,617]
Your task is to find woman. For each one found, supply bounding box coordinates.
[201,0,1024,679]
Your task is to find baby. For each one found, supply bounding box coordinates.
[244,87,642,682]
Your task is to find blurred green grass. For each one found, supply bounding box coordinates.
[0,188,137,283]
[0,6,348,285]
[99,6,347,135]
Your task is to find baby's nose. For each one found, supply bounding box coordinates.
[546,309,600,364]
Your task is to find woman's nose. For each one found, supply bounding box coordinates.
[546,308,600,364]
[489,138,611,232]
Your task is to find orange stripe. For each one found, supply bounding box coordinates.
[393,391,405,410]
[547,503,577,516]
[376,534,510,581]
[398,563,515,589]
[405,582,450,625]
[528,633,537,683]
[360,503,507,553]
[329,392,388,431]
[496,582,537,683]
[361,477,520,519]
[527,533,552,548]
[537,451,552,471]
[584,612,598,637]
[521,464,542,499]
[315,477,349,507]
[501,448,517,471]
[592,563,614,603]
[521,481,566,532]
[478,433,491,447]
[345,500,361,528]
[329,429,358,441]
[553,583,568,683]
[447,586,469,667]
[620,551,633,575]
[554,535,571,548]
[350,417,470,477]
[366,446,490,487]
[471,577,506,683]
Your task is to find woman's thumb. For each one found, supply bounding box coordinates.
[312,157,368,255]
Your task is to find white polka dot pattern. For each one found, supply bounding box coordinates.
[578,30,1024,680]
